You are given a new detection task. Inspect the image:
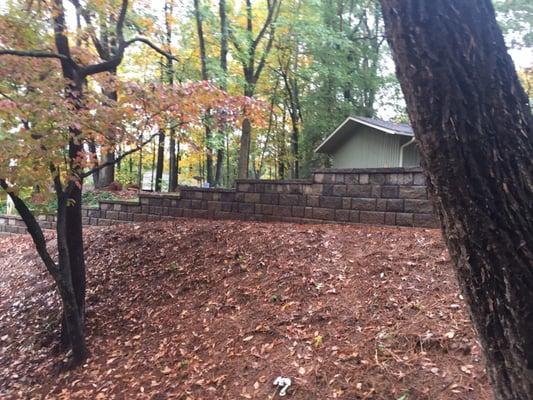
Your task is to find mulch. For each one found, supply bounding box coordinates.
[0,219,491,399]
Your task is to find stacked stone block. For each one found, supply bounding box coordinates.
[0,168,438,233]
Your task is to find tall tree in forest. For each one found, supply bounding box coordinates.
[69,0,119,188]
[380,1,533,398]
[166,0,179,192]
[0,0,177,364]
[193,0,213,185]
[215,0,229,186]
[231,0,280,179]
[276,0,302,178]
[297,0,386,175]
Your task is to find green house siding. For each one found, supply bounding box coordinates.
[332,127,402,168]
[402,137,421,167]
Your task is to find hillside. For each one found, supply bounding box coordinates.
[0,220,490,399]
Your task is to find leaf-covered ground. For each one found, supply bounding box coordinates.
[0,220,491,399]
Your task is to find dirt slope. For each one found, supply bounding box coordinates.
[0,220,490,399]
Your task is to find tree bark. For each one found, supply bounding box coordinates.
[238,117,252,179]
[193,0,214,185]
[380,1,533,398]
[165,1,178,192]
[215,0,229,187]
[168,128,178,191]
[52,0,87,360]
[154,130,165,192]
[233,0,280,179]
[96,82,118,188]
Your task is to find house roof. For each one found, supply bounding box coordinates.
[315,116,413,154]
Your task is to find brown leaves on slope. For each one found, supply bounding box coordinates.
[0,220,490,399]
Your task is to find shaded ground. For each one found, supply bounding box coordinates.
[0,219,490,399]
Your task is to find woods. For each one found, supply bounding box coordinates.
[0,0,532,398]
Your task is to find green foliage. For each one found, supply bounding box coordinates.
[81,191,124,207]
[494,0,533,48]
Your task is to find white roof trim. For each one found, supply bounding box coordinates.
[314,116,354,153]
[315,116,413,153]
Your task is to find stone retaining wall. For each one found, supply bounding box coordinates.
[0,168,438,234]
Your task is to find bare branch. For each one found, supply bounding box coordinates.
[124,38,179,62]
[251,0,279,54]
[254,25,277,82]
[0,49,77,67]
[79,132,159,179]
[116,0,129,44]
[0,179,59,276]
[68,0,108,58]
[80,37,178,77]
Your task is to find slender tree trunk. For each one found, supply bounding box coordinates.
[51,0,87,360]
[88,141,99,187]
[226,133,230,185]
[290,122,299,178]
[233,0,279,179]
[169,128,178,191]
[214,0,229,187]
[238,117,252,179]
[205,125,213,185]
[381,1,533,399]
[193,0,213,186]
[57,195,87,364]
[96,80,118,188]
[117,146,122,171]
[278,106,287,179]
[164,1,178,192]
[1,178,86,363]
[137,145,143,189]
[154,130,165,191]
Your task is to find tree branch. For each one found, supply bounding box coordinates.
[0,49,77,68]
[124,38,179,62]
[254,25,277,82]
[116,0,129,44]
[68,0,108,58]
[79,132,159,179]
[80,37,178,77]
[251,0,279,54]
[0,179,59,277]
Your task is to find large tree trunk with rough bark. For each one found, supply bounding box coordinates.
[380,1,533,398]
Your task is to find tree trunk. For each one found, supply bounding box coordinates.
[290,122,299,179]
[193,0,214,186]
[52,0,88,360]
[137,145,143,189]
[88,141,99,187]
[238,117,252,179]
[165,1,178,192]
[381,1,533,399]
[214,149,224,186]
[215,0,228,187]
[169,128,178,191]
[95,86,117,188]
[205,125,213,185]
[96,152,115,187]
[155,130,165,192]
[232,0,279,180]
[57,195,87,364]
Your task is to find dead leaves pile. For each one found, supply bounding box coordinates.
[0,220,490,399]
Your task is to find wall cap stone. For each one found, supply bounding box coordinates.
[313,167,424,174]
[235,179,313,185]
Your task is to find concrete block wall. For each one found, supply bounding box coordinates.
[0,168,438,234]
[105,167,437,228]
